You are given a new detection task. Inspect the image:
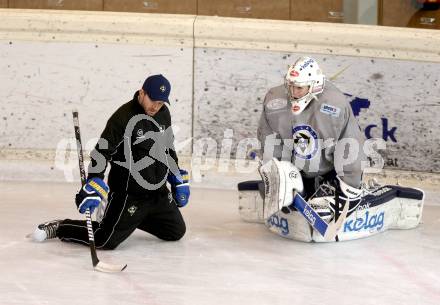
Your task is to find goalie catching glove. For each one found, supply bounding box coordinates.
[75,177,109,214]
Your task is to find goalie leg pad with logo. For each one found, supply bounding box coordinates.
[240,158,424,242]
[262,180,424,243]
[265,210,313,242]
[312,185,425,242]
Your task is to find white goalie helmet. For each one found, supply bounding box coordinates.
[285,56,325,115]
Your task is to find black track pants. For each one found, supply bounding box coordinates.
[57,189,186,249]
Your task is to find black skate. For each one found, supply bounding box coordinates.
[28,220,61,242]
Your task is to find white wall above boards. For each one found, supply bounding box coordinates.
[0,10,194,161]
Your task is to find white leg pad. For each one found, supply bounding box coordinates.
[265,210,313,242]
[263,185,424,243]
[238,183,265,223]
[312,187,425,242]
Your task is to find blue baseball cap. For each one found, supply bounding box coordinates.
[142,74,171,104]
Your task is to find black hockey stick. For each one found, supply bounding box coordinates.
[72,110,127,273]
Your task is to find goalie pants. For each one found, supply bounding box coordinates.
[57,188,186,249]
[302,169,337,199]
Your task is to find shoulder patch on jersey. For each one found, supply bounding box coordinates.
[320,104,341,117]
[266,98,287,111]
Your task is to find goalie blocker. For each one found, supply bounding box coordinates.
[237,159,424,242]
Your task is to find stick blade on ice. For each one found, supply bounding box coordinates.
[94,261,127,273]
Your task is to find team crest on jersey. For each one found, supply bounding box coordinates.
[292,125,319,160]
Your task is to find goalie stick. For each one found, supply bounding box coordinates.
[289,192,348,241]
[72,110,127,273]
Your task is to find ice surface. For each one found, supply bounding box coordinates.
[0,181,439,305]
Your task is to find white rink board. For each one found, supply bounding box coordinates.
[194,48,440,172]
[0,41,193,154]
[0,10,439,176]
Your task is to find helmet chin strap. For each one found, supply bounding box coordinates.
[290,93,317,115]
[287,80,319,115]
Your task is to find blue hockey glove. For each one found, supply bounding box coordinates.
[167,169,190,207]
[75,177,109,214]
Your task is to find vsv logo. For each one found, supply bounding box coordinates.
[267,214,289,235]
[343,211,385,233]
